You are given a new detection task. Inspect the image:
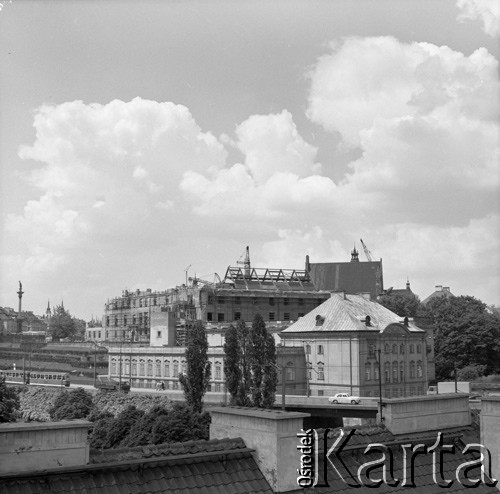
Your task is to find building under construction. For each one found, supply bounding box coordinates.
[96,245,384,344]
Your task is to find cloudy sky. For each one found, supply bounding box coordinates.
[1,0,499,320]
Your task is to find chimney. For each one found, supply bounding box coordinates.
[0,420,90,475]
[480,396,500,482]
[382,395,470,435]
[443,286,450,293]
[210,407,310,492]
[435,285,442,291]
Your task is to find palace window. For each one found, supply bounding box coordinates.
[410,361,415,378]
[410,344,415,353]
[286,362,295,381]
[318,344,324,355]
[392,344,397,354]
[218,313,225,322]
[317,363,325,381]
[365,363,371,381]
[147,361,153,377]
[215,363,222,380]
[139,361,145,376]
[392,361,398,382]
[234,312,241,321]
[384,362,390,383]
[284,312,290,321]
[164,362,170,377]
[173,361,179,378]
[269,312,275,321]
[417,361,423,378]
[155,360,161,377]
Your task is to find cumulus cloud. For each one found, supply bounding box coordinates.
[306,36,499,225]
[180,110,339,224]
[456,0,500,37]
[4,98,228,282]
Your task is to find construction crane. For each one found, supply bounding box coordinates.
[360,239,374,262]
[188,273,222,287]
[236,246,251,277]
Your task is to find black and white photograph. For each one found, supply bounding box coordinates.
[0,1,499,492]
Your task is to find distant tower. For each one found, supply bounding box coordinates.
[16,281,24,333]
[46,300,51,318]
[350,245,360,262]
[406,278,411,290]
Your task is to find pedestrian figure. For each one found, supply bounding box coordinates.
[161,382,165,391]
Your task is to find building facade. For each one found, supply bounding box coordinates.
[97,262,333,343]
[280,293,429,398]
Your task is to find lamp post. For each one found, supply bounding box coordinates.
[376,348,384,422]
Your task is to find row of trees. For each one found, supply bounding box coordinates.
[378,292,500,381]
[178,313,278,411]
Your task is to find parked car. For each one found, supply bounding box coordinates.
[328,393,361,405]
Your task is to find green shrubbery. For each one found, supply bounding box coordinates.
[12,386,211,450]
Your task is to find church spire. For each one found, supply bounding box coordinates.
[351,244,359,262]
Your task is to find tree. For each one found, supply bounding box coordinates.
[49,387,93,420]
[0,376,20,423]
[49,304,77,341]
[249,314,277,408]
[224,320,252,406]
[179,320,211,413]
[223,324,242,405]
[378,293,422,317]
[423,295,500,380]
[262,332,278,408]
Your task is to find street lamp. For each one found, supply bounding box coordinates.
[375,348,384,422]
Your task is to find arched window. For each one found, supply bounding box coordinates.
[365,363,371,381]
[410,344,415,353]
[124,359,130,375]
[181,361,187,375]
[155,360,161,377]
[409,361,415,378]
[215,361,222,380]
[111,359,117,375]
[392,344,398,354]
[400,344,405,354]
[392,361,398,382]
[417,361,423,378]
[286,361,295,381]
[374,365,379,381]
[147,360,153,377]
[384,362,390,383]
[400,361,405,382]
[132,360,137,376]
[139,360,145,376]
[173,361,179,378]
[164,361,170,377]
[417,344,422,353]
[384,343,390,354]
